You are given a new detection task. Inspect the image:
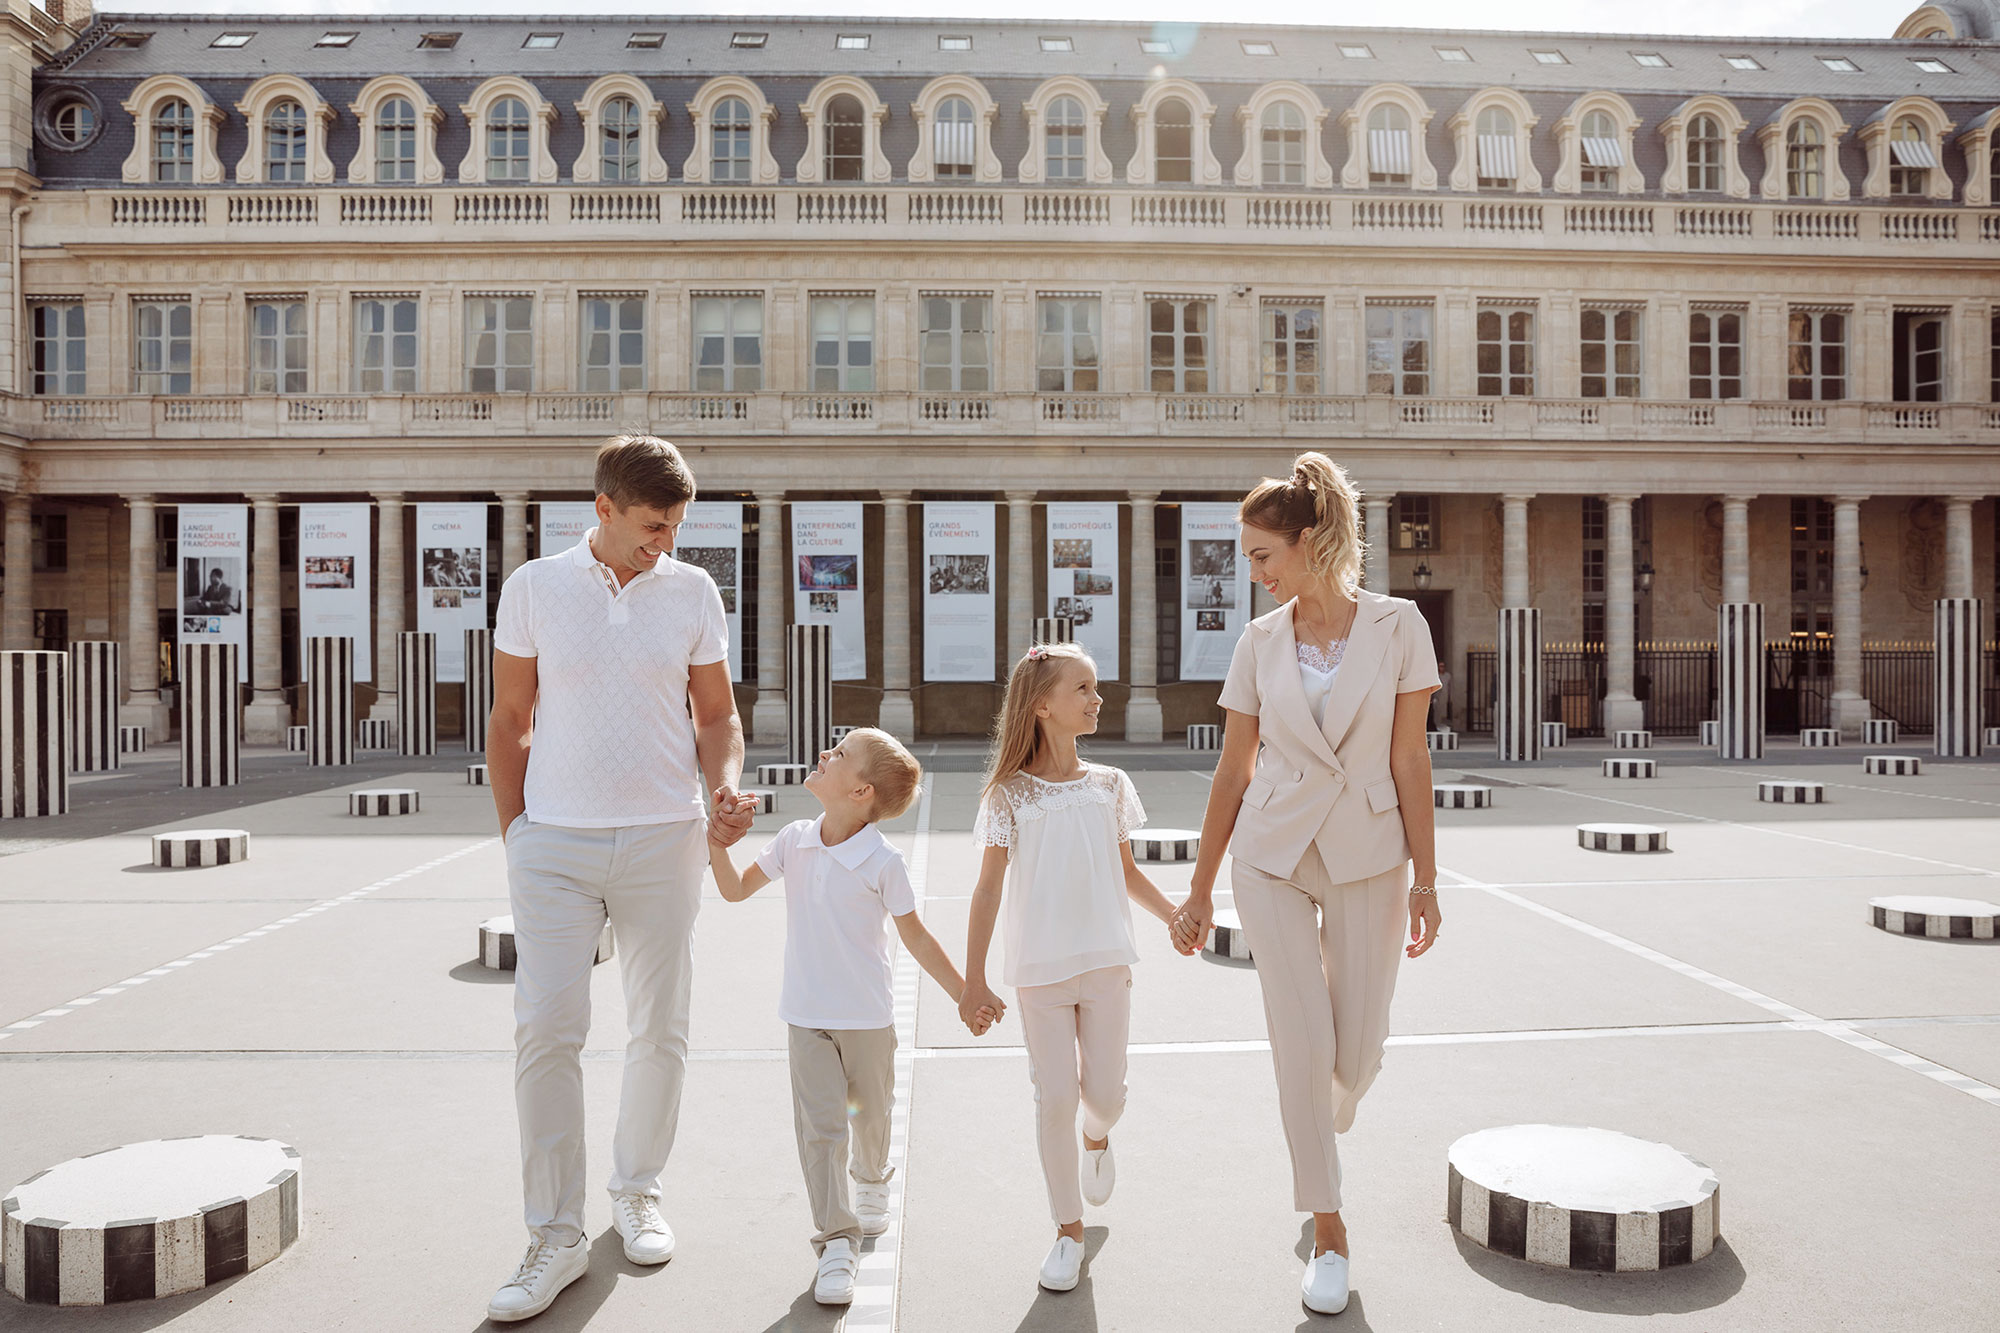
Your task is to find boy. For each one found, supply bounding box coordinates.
[708,728,999,1305]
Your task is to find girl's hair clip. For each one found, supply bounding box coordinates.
[1025,644,1051,661]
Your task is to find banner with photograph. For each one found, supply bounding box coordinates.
[1045,503,1121,681]
[677,501,745,683]
[416,503,489,683]
[922,502,996,682]
[791,501,866,680]
[177,504,249,682]
[536,501,595,559]
[1179,502,1253,681]
[298,503,373,682]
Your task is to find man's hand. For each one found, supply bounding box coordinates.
[709,784,756,847]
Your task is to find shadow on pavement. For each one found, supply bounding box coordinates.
[469,1228,624,1332]
[755,1285,845,1332]
[1011,1224,1108,1332]
[450,960,515,986]
[1450,1230,1746,1313]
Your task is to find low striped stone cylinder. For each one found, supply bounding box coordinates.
[1758,780,1824,803]
[178,643,239,790]
[152,829,250,868]
[1131,828,1200,862]
[68,641,120,774]
[756,762,813,785]
[1427,730,1459,752]
[1187,724,1219,750]
[463,628,493,755]
[467,763,488,785]
[396,632,437,758]
[1579,823,1667,852]
[1540,721,1567,749]
[349,789,419,817]
[286,726,307,752]
[1603,758,1656,778]
[118,725,147,754]
[1435,784,1492,808]
[1869,895,1999,940]
[1864,755,1921,776]
[743,788,777,814]
[786,624,833,766]
[831,724,854,742]
[1699,721,1719,746]
[1613,730,1653,749]
[479,914,613,970]
[1204,907,1253,962]
[2,652,70,818]
[305,637,354,767]
[1030,617,1075,647]
[356,718,394,750]
[1717,602,1764,760]
[1863,718,1897,746]
[1496,608,1542,763]
[1986,727,2000,748]
[1800,728,1840,747]
[1935,598,1983,758]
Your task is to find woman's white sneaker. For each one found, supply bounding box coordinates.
[1301,1249,1350,1315]
[1039,1235,1085,1292]
[610,1191,675,1265]
[814,1238,858,1305]
[1081,1141,1115,1206]
[855,1181,892,1236]
[487,1235,588,1322]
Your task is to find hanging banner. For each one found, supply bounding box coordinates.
[1180,502,1253,681]
[536,501,595,560]
[791,501,866,680]
[298,503,373,683]
[176,503,249,682]
[923,502,996,683]
[677,500,745,683]
[1046,502,1121,681]
[416,502,489,683]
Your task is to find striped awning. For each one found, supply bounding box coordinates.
[1477,134,1517,179]
[1369,128,1411,175]
[1581,136,1624,167]
[1889,138,1938,168]
[934,120,975,169]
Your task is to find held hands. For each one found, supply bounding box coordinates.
[1406,891,1443,959]
[1169,894,1214,956]
[958,982,1006,1037]
[708,785,757,848]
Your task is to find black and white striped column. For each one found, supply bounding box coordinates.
[1496,608,1542,762]
[1187,724,1219,750]
[1935,598,1983,758]
[1131,828,1200,862]
[1031,617,1075,647]
[306,637,354,767]
[2,652,69,818]
[179,643,240,789]
[464,628,493,755]
[68,641,121,774]
[118,726,147,754]
[396,632,437,758]
[1716,602,1764,760]
[787,623,833,766]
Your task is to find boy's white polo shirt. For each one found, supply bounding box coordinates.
[755,816,916,1030]
[493,529,729,828]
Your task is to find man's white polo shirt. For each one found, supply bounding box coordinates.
[493,528,729,828]
[755,817,916,1031]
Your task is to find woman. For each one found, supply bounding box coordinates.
[1172,451,1443,1316]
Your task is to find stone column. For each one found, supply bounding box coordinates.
[1125,491,1163,742]
[244,494,288,743]
[369,492,404,721]
[1831,495,1869,737]
[1364,493,1392,595]
[1604,494,1643,732]
[498,492,529,579]
[122,495,169,733]
[878,492,915,741]
[1722,495,1753,605]
[1006,491,1035,666]
[1501,495,1531,607]
[1944,496,1976,601]
[751,490,788,744]
[1,493,31,651]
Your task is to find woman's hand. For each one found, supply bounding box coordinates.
[959,981,1005,1034]
[1406,892,1442,959]
[1171,893,1214,956]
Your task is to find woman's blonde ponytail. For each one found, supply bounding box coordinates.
[1240,450,1365,596]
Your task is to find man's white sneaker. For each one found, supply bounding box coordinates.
[1081,1141,1115,1207]
[855,1181,892,1236]
[814,1238,858,1305]
[487,1235,588,1323]
[1301,1249,1350,1316]
[1038,1235,1084,1292]
[610,1191,676,1265]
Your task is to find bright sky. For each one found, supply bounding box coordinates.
[100,0,1927,42]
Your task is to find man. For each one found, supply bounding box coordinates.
[484,435,755,1322]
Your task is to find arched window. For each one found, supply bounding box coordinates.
[1261,102,1304,186]
[1688,113,1723,192]
[487,97,531,181]
[600,96,640,181]
[1889,116,1932,196]
[1990,143,2000,206]
[1156,97,1193,183]
[264,99,307,183]
[712,96,752,182]
[1787,119,1824,199]
[1475,106,1516,188]
[1046,95,1086,180]
[377,97,417,182]
[934,95,975,178]
[824,94,865,181]
[154,98,194,182]
[1367,104,1412,185]
[1580,109,1617,191]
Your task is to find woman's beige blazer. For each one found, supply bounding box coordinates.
[1218,589,1440,882]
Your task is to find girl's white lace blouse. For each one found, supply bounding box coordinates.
[973,764,1146,988]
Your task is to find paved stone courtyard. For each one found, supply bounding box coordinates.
[2,739,1995,1330]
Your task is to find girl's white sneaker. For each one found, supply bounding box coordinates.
[1301,1249,1350,1315]
[855,1181,891,1235]
[1039,1235,1085,1292]
[814,1238,858,1305]
[1081,1142,1115,1206]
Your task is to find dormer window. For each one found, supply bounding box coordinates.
[626,33,665,49]
[1631,52,1669,68]
[836,34,870,51]
[731,32,767,48]
[1241,40,1277,56]
[940,35,972,51]
[1910,57,1954,74]
[107,31,154,48]
[1435,47,1472,62]
[1888,118,1935,195]
[1724,55,1762,70]
[419,32,460,50]
[1580,110,1622,191]
[1040,36,1074,53]
[1140,38,1173,54]
[523,33,560,50]
[1530,50,1567,65]
[1340,44,1373,59]
[1818,56,1859,72]
[211,32,254,48]
[316,32,358,48]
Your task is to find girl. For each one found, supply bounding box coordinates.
[958,642,1181,1293]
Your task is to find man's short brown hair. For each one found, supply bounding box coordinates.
[847,727,923,822]
[594,434,696,514]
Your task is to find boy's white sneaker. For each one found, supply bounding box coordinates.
[487,1235,588,1322]
[814,1238,858,1305]
[1038,1235,1084,1292]
[1081,1141,1115,1206]
[610,1191,676,1265]
[855,1182,892,1236]
[1301,1249,1350,1315]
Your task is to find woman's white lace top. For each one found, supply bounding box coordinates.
[1296,638,1347,728]
[973,764,1146,988]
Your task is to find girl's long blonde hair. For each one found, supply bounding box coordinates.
[1237,450,1365,597]
[982,642,1094,799]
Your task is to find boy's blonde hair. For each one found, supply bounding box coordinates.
[846,727,923,821]
[982,642,1094,799]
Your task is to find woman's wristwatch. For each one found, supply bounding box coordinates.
[1409,883,1438,896]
